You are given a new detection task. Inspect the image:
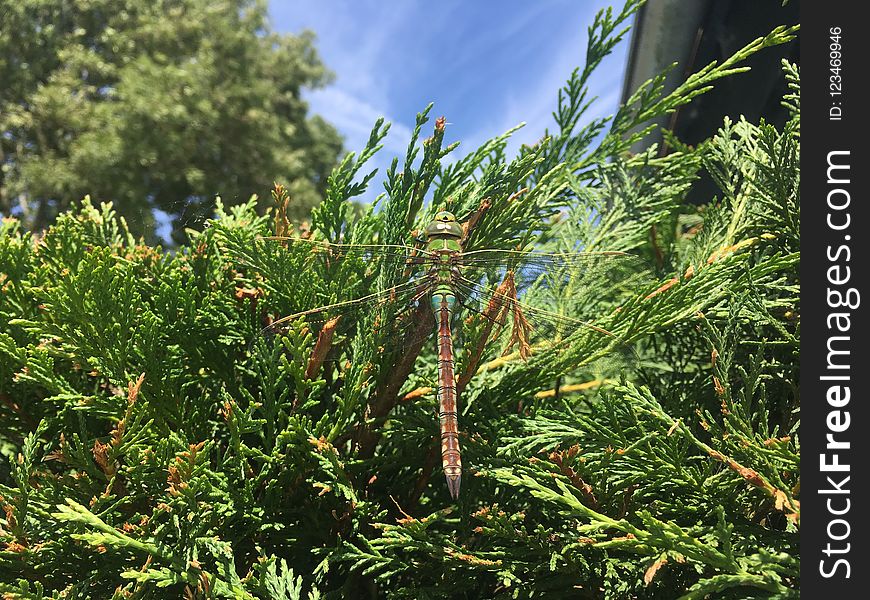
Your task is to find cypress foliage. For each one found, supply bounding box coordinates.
[1,4,799,598]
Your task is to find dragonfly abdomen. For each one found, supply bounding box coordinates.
[433,290,462,500]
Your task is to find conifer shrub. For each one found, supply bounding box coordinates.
[1,3,799,598]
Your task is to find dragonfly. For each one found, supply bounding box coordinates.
[242,210,643,500]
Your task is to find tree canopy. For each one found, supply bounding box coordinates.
[0,0,343,241]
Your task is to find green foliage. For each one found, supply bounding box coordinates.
[0,4,799,598]
[0,0,342,241]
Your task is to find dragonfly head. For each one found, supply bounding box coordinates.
[434,211,457,223]
[425,211,463,242]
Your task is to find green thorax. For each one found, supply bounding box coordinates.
[424,211,463,254]
[424,211,463,294]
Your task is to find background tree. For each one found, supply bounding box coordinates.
[0,0,342,242]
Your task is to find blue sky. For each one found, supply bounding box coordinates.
[269,0,632,200]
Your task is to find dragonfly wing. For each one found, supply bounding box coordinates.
[451,275,612,349]
[457,249,645,293]
[450,273,639,403]
[250,273,436,377]
[455,249,647,328]
[226,233,437,325]
[233,236,435,292]
[259,237,435,266]
[261,273,434,337]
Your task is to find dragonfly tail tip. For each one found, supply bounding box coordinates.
[446,474,461,500]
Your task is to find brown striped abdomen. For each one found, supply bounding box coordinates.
[435,295,462,499]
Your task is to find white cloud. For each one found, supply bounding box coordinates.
[305,87,416,201]
[458,0,630,160]
[307,87,412,156]
[273,0,631,200]
[274,0,423,199]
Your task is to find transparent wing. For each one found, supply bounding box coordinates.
[446,251,648,388]
[451,274,614,351]
[253,273,437,375]
[447,273,638,405]
[458,248,635,267]
[259,236,436,266]
[455,249,647,324]
[250,237,436,286]
[226,233,438,327]
[262,274,434,334]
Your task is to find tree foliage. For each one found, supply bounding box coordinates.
[0,3,799,597]
[0,0,342,241]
